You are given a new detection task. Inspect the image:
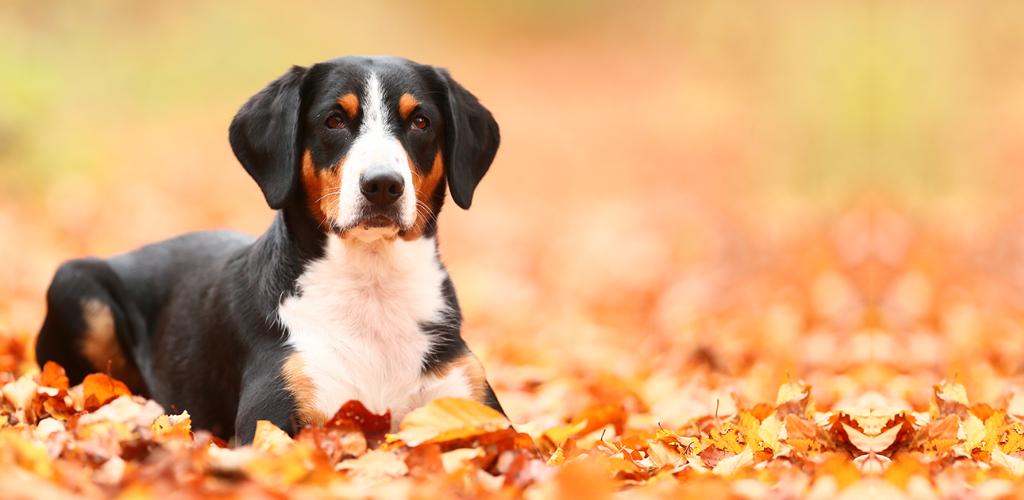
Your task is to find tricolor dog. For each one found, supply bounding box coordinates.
[35,56,504,442]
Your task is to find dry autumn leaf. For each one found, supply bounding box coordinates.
[394,397,510,447]
[81,373,131,411]
[38,362,68,391]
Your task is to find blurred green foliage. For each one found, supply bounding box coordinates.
[2,1,1023,205]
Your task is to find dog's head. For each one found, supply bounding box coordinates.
[229,56,499,242]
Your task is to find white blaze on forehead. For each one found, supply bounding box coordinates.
[362,72,390,134]
[334,71,418,236]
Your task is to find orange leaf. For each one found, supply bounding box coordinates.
[151,412,192,443]
[39,362,69,391]
[82,373,131,411]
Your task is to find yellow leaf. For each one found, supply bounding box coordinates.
[981,412,1007,453]
[253,420,293,454]
[151,411,192,442]
[543,419,588,448]
[0,429,54,479]
[704,424,745,454]
[776,381,813,416]
[758,415,784,452]
[395,397,509,447]
[960,414,986,452]
[1003,422,1024,453]
[936,381,969,406]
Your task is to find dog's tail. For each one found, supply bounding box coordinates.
[36,258,153,395]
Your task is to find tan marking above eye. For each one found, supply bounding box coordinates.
[398,93,419,121]
[337,93,359,119]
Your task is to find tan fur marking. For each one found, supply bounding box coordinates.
[282,354,327,426]
[402,152,445,241]
[79,298,144,391]
[434,352,488,403]
[337,93,359,119]
[398,93,419,120]
[301,150,343,229]
[81,299,117,370]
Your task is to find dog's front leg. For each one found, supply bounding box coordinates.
[233,355,300,445]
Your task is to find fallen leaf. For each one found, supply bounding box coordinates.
[991,448,1024,476]
[38,362,68,391]
[395,398,509,447]
[711,447,753,476]
[82,374,131,411]
[253,420,293,455]
[326,400,391,448]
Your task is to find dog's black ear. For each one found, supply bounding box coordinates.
[229,66,307,209]
[434,68,500,210]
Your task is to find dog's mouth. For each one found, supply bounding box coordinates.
[359,215,397,228]
[332,211,408,242]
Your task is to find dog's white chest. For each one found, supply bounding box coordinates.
[277,237,450,421]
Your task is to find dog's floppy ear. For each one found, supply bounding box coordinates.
[229,66,307,209]
[434,68,500,210]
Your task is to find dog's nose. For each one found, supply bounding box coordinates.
[360,170,404,206]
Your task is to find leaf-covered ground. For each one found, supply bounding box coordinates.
[4,203,1024,499]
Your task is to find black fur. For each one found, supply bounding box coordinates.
[430,67,500,210]
[35,56,503,443]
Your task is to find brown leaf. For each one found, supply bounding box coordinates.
[325,400,390,448]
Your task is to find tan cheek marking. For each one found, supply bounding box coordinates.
[433,352,488,403]
[337,93,359,119]
[398,93,419,120]
[301,151,343,229]
[403,152,444,241]
[282,354,327,427]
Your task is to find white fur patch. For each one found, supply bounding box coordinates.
[278,236,471,425]
[334,72,417,233]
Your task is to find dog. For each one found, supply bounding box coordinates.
[35,56,504,443]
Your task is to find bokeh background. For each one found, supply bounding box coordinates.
[3,1,1024,427]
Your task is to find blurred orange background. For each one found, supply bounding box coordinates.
[3,1,1024,425]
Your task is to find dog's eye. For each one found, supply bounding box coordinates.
[410,116,430,130]
[325,113,345,129]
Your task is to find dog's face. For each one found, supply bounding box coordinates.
[229,57,500,242]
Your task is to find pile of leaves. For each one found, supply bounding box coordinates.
[6,200,1024,498]
[2,359,1024,498]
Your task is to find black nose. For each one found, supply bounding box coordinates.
[359,170,404,206]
